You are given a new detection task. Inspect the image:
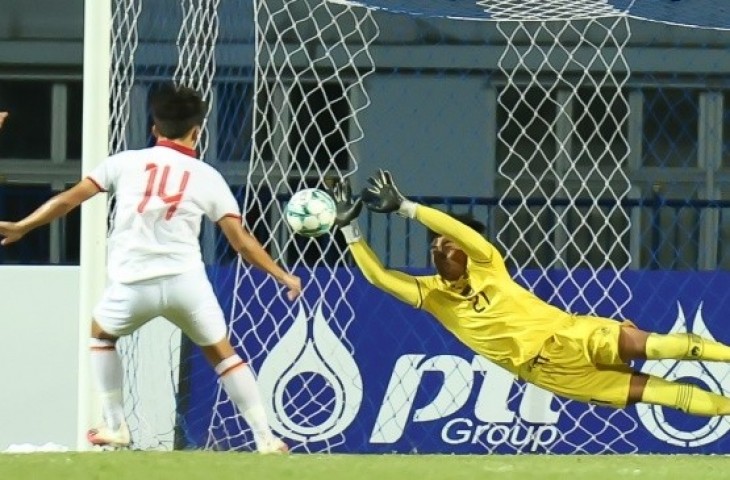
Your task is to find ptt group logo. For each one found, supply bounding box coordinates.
[257,301,363,443]
[255,300,562,451]
[636,302,730,448]
[369,354,562,452]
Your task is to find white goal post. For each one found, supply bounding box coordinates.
[78,0,112,451]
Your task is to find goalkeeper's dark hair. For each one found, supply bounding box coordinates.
[149,83,206,140]
[427,212,486,242]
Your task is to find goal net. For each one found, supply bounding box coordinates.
[221,0,636,454]
[105,0,730,453]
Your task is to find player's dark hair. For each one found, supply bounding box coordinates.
[427,213,486,242]
[149,83,206,140]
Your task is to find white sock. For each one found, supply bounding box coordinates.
[90,338,125,431]
[215,356,272,445]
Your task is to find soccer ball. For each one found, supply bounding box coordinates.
[285,188,337,238]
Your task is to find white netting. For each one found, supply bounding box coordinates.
[198,0,637,454]
[108,0,172,451]
[205,0,378,452]
[174,0,220,157]
[106,0,636,453]
[494,15,634,453]
[105,0,730,454]
[109,0,223,450]
[462,0,623,20]
[330,0,628,21]
[108,0,141,155]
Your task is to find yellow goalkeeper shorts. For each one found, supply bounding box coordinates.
[517,315,636,408]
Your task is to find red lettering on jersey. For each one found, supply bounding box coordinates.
[158,165,190,219]
[137,163,191,219]
[137,163,158,214]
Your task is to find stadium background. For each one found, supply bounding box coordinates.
[1,0,730,454]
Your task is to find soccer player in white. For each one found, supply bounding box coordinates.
[0,84,300,453]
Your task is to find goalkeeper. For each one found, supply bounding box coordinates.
[332,170,730,415]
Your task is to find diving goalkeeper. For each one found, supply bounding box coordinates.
[332,170,730,415]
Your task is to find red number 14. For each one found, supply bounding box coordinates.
[137,163,190,220]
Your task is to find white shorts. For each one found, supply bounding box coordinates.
[93,266,227,346]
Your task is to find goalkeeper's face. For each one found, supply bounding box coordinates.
[430,236,467,281]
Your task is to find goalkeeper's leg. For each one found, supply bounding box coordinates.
[630,373,730,416]
[200,339,288,453]
[619,325,730,362]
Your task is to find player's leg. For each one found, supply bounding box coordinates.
[519,322,634,408]
[165,268,286,453]
[198,338,286,453]
[89,321,125,427]
[618,325,730,362]
[87,319,130,447]
[629,372,730,416]
[88,281,156,447]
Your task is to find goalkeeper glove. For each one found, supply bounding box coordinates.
[362,169,417,218]
[329,178,363,244]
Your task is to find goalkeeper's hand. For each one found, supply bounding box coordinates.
[329,179,363,229]
[362,169,416,218]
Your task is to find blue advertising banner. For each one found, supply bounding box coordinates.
[182,267,730,454]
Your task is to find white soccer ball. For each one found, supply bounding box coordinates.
[285,188,337,238]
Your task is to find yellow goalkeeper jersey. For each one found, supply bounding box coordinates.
[349,205,573,373]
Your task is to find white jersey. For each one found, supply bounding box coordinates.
[88,141,241,284]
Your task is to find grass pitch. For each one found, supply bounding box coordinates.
[0,452,729,480]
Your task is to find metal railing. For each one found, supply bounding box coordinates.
[2,189,730,271]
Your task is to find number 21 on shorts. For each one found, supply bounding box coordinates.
[137,163,190,219]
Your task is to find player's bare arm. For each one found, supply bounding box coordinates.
[0,177,101,246]
[0,111,8,129]
[330,179,423,307]
[217,215,302,301]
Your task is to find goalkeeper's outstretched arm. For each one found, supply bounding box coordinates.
[347,235,423,308]
[329,177,422,308]
[412,205,497,264]
[362,169,499,263]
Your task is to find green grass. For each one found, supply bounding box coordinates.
[0,452,729,480]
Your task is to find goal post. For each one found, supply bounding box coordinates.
[78,0,112,451]
[101,0,730,454]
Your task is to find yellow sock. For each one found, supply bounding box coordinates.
[641,376,730,416]
[645,333,730,361]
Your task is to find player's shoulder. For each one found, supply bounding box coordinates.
[151,146,221,174]
[415,274,441,292]
[188,157,222,175]
[468,249,507,272]
[107,148,144,161]
[107,146,161,164]
[99,148,148,172]
[184,158,228,186]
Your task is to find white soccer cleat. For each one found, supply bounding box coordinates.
[87,421,131,449]
[256,436,289,454]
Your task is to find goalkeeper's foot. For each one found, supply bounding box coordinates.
[256,436,289,454]
[87,421,131,448]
